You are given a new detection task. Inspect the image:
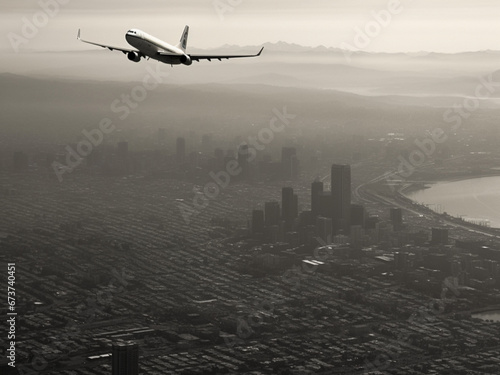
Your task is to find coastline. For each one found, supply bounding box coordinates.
[471,305,500,315]
[400,170,500,198]
[395,172,500,232]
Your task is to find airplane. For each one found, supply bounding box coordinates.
[77,25,264,66]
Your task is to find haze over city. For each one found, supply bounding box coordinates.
[2,1,500,374]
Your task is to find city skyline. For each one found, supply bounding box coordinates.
[4,2,500,373]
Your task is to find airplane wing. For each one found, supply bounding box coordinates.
[77,29,141,56]
[176,47,264,62]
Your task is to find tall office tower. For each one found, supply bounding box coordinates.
[293,194,298,219]
[331,164,351,235]
[299,210,314,228]
[112,341,139,375]
[265,201,281,227]
[281,147,298,180]
[252,210,265,234]
[316,216,333,244]
[390,208,403,231]
[282,187,298,231]
[319,192,333,218]
[311,180,324,217]
[237,144,250,179]
[176,137,186,164]
[351,204,366,228]
[350,225,364,249]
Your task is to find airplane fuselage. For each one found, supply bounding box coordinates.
[125,29,187,65]
[77,25,263,66]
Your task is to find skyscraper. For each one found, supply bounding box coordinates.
[351,204,366,228]
[316,216,333,244]
[112,341,139,375]
[311,180,323,217]
[319,192,333,219]
[237,144,250,179]
[282,187,298,231]
[281,147,298,180]
[252,210,265,234]
[331,164,351,235]
[264,201,280,227]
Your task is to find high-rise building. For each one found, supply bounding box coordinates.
[331,164,351,234]
[252,210,265,234]
[316,216,333,244]
[282,187,298,231]
[112,341,139,375]
[350,225,364,249]
[351,204,366,228]
[265,201,280,227]
[299,210,314,228]
[281,147,298,180]
[311,180,323,217]
[176,137,186,164]
[237,144,250,179]
[319,192,333,218]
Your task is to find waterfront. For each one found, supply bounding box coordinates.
[473,311,500,322]
[406,176,500,228]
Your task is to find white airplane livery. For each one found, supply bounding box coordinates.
[77,26,264,66]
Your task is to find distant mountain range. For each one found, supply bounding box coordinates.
[189,41,500,58]
[56,39,500,58]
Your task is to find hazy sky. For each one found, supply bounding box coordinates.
[2,0,500,53]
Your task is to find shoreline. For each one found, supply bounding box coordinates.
[395,172,500,231]
[400,171,500,198]
[471,305,500,315]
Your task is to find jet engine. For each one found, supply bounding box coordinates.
[127,51,141,62]
[180,54,192,66]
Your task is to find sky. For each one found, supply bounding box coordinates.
[2,0,500,54]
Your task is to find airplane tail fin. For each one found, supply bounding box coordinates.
[176,25,189,52]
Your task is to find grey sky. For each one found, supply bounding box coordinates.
[2,0,500,53]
